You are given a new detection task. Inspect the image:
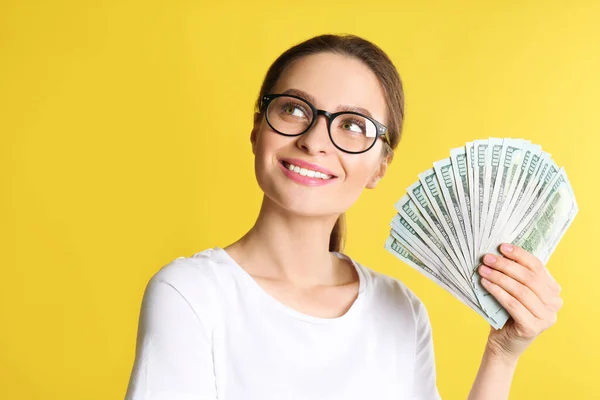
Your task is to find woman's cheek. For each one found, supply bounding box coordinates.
[341,158,380,189]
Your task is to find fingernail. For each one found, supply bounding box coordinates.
[501,243,513,252]
[484,254,496,264]
[479,265,492,276]
[481,277,491,285]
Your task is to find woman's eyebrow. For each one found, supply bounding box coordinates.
[281,88,374,118]
[336,105,373,119]
[282,88,317,105]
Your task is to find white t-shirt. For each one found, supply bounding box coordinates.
[125,247,441,400]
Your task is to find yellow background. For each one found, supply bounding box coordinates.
[1,1,599,398]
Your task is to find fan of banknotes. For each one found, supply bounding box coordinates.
[384,138,578,329]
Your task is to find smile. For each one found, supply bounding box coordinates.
[281,161,334,180]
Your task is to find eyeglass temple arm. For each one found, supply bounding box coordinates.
[381,129,391,145]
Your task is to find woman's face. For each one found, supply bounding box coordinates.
[251,52,389,218]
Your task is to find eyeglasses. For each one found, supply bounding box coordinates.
[260,94,390,154]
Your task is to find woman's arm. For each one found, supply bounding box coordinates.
[467,341,518,400]
[467,244,563,400]
[125,274,217,400]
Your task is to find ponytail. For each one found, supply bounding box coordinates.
[329,213,347,252]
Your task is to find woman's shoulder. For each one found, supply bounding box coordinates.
[152,247,220,281]
[145,247,228,307]
[352,256,428,317]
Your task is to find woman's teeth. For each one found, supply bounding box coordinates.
[284,162,333,180]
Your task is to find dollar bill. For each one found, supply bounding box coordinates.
[493,144,540,228]
[472,139,488,257]
[433,158,473,271]
[478,138,504,253]
[512,170,578,263]
[480,139,526,253]
[450,147,474,263]
[419,168,471,277]
[406,181,466,274]
[390,210,449,272]
[519,160,559,226]
[506,156,558,235]
[389,221,444,273]
[393,195,474,296]
[466,141,476,209]
[389,220,474,300]
[385,235,490,322]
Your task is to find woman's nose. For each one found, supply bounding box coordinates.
[296,114,332,155]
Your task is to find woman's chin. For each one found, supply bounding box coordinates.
[262,193,340,218]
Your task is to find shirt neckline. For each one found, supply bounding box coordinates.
[211,246,369,324]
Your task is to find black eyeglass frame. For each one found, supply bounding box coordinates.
[260,93,390,155]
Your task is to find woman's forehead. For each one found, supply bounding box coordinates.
[272,53,388,123]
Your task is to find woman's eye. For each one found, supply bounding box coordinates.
[341,120,365,134]
[282,104,306,118]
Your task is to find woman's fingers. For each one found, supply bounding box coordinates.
[479,261,548,320]
[479,276,538,328]
[480,244,563,339]
[481,253,555,307]
[498,243,539,269]
[499,243,562,292]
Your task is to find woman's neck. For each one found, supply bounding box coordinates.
[224,196,351,289]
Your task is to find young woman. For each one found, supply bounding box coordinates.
[125,34,563,400]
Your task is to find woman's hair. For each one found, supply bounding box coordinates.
[254,34,405,253]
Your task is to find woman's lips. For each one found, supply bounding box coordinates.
[278,160,337,187]
[280,158,337,177]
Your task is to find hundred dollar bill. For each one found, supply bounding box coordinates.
[502,152,549,236]
[518,159,559,226]
[419,168,471,277]
[389,221,443,272]
[511,169,578,264]
[385,235,491,323]
[433,158,473,272]
[494,144,540,225]
[485,142,539,250]
[507,156,558,235]
[466,141,476,210]
[389,216,475,300]
[450,147,474,264]
[480,139,526,253]
[472,139,488,257]
[389,210,450,273]
[501,146,544,227]
[394,195,474,296]
[390,205,444,270]
[406,181,466,275]
[478,138,504,253]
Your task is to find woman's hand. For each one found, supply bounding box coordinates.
[478,243,563,363]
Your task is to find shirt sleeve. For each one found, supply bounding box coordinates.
[125,275,217,400]
[411,298,442,400]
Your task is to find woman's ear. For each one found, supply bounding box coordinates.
[366,156,389,189]
[250,112,262,155]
